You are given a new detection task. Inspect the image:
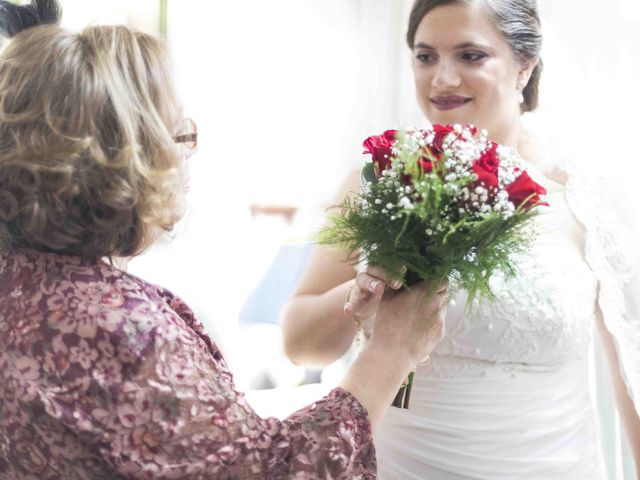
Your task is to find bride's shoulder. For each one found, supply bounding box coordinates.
[520,134,570,186]
[522,112,602,184]
[523,111,637,226]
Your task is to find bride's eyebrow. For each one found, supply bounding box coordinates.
[453,41,490,50]
[414,42,436,50]
[414,41,490,51]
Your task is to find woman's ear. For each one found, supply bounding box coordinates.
[517,57,539,89]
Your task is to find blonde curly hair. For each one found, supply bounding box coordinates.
[0,22,185,260]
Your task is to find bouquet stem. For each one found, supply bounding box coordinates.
[392,370,415,409]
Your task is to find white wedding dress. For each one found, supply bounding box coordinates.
[374,159,618,479]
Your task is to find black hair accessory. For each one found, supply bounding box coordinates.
[0,0,61,39]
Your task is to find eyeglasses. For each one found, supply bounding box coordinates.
[174,117,198,151]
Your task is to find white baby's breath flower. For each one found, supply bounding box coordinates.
[399,197,414,209]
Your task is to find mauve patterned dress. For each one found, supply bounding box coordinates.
[0,249,376,479]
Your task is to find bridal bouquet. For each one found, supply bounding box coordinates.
[317,124,547,408]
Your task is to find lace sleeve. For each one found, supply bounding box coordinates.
[565,167,640,417]
[1,256,376,480]
[72,305,375,479]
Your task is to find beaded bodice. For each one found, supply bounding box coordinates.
[375,171,607,480]
[428,169,597,374]
[435,178,597,368]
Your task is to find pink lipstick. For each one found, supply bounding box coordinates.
[430,95,472,111]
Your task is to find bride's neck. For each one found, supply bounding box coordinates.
[512,121,568,186]
[493,120,540,167]
[491,119,526,152]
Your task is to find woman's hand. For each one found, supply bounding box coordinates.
[343,265,404,335]
[339,271,448,428]
[345,266,448,364]
[369,280,448,364]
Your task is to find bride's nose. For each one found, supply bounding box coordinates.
[431,59,461,90]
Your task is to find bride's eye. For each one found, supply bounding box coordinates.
[415,51,437,65]
[460,51,488,63]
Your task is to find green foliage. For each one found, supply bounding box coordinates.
[316,150,539,310]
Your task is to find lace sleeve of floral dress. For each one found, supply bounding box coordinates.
[0,251,376,480]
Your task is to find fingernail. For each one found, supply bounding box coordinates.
[344,303,353,315]
[392,280,402,289]
[369,280,380,292]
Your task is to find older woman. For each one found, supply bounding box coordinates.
[0,1,449,478]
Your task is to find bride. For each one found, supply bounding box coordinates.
[280,0,640,478]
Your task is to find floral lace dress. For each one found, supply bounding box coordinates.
[0,249,376,479]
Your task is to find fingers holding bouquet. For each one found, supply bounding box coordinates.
[343,264,403,325]
[345,264,449,348]
[363,274,449,409]
[371,277,449,364]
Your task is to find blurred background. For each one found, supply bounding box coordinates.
[50,1,640,478]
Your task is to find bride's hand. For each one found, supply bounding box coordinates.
[343,265,404,334]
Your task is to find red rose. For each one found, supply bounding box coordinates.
[363,129,397,172]
[402,146,435,185]
[506,171,548,209]
[431,124,455,153]
[418,158,433,173]
[477,143,499,175]
[472,162,499,190]
[401,156,433,185]
[433,124,455,135]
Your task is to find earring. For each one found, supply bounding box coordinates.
[517,81,526,104]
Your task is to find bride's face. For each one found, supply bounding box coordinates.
[412,3,531,144]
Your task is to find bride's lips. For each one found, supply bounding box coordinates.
[430,95,472,111]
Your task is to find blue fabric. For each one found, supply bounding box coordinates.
[239,243,313,326]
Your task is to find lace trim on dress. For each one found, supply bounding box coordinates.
[557,144,640,417]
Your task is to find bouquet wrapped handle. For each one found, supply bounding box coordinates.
[392,370,415,409]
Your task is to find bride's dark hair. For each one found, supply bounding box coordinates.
[406,0,543,113]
